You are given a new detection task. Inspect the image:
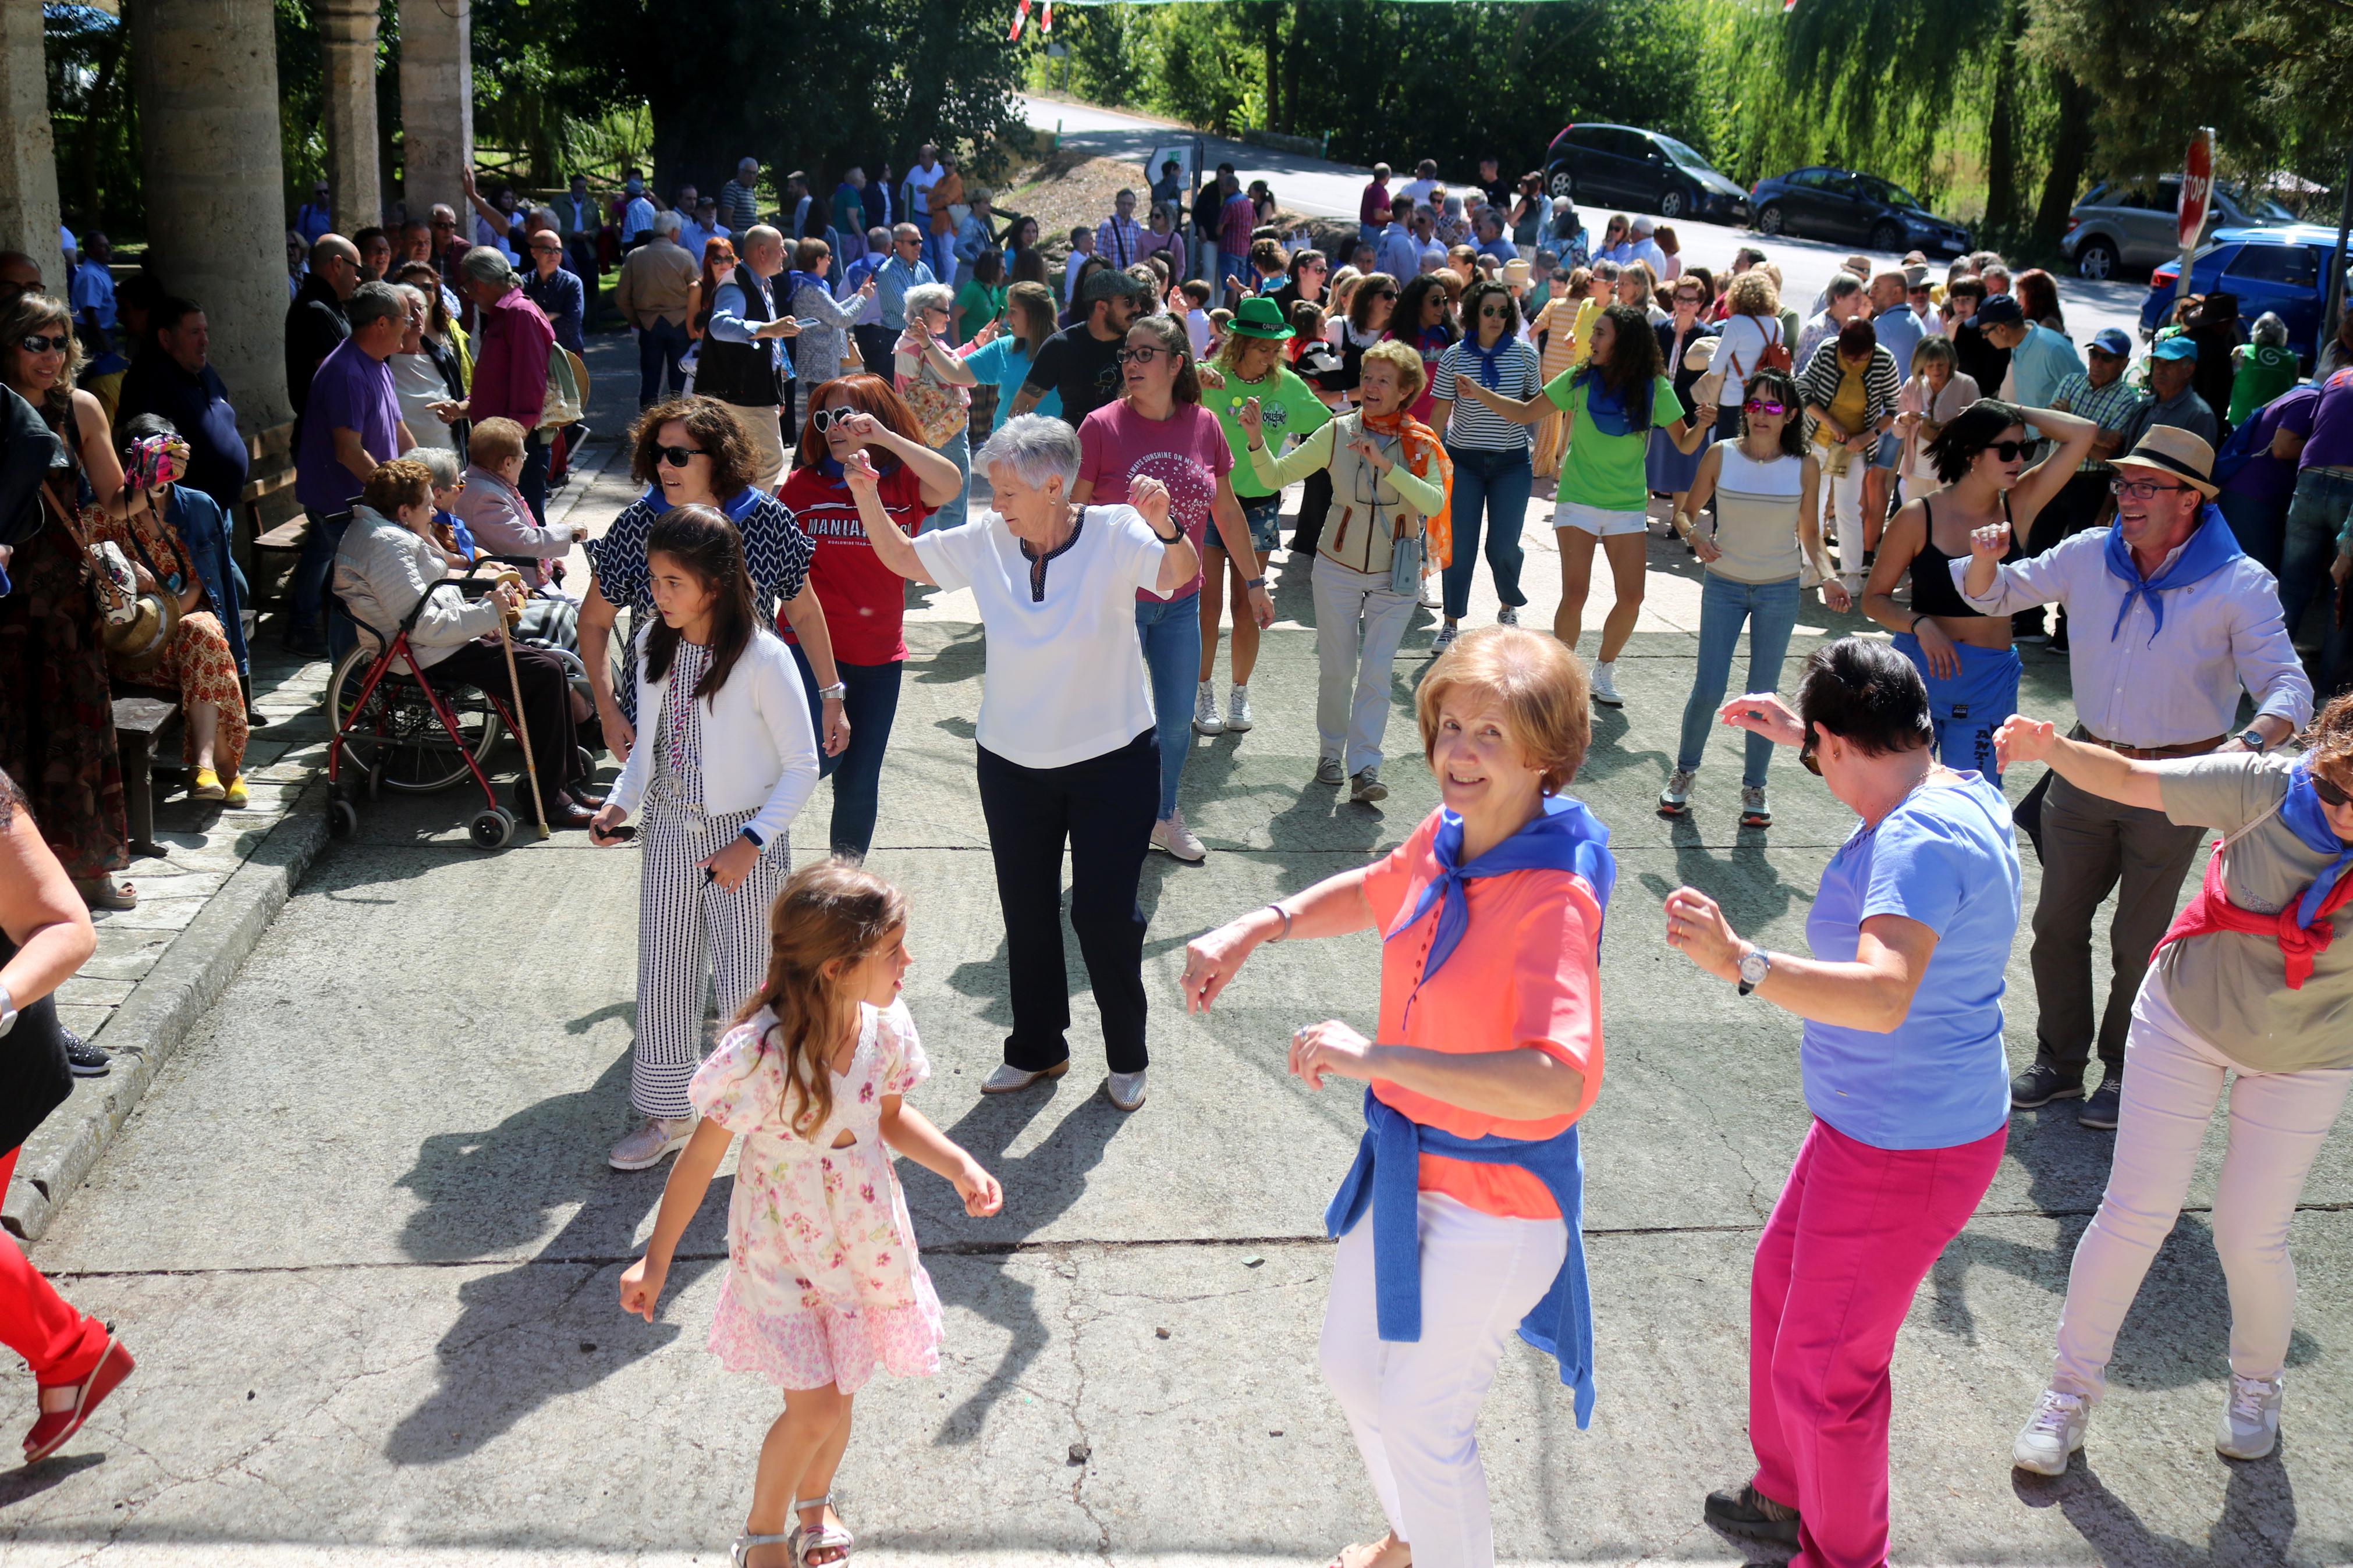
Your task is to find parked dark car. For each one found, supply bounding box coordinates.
[1749,166,1971,256]
[2140,226,2349,366]
[1543,123,1751,225]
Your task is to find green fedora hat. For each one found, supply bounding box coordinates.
[1228,294,1294,340]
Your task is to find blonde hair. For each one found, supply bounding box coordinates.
[1415,626,1591,794]
[1726,269,1779,318]
[736,860,911,1138]
[1360,338,1427,403]
[467,417,528,467]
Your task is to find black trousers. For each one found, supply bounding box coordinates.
[975,730,1157,1074]
[1290,467,1335,557]
[853,324,896,379]
[2014,471,2113,639]
[431,639,587,807]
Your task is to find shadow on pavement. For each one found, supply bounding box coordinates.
[2017,1448,2307,1566]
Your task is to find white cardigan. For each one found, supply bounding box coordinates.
[607,627,819,847]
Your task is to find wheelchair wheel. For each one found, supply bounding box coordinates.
[469,806,516,849]
[326,644,505,794]
[326,798,359,840]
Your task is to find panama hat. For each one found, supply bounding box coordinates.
[2111,425,2217,498]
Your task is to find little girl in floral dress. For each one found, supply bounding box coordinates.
[619,860,1003,1568]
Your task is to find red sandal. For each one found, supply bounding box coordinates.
[23,1337,134,1462]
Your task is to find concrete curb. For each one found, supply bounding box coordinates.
[3,781,332,1245]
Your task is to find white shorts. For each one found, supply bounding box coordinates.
[1552,502,1648,537]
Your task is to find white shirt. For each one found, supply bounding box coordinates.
[1951,525,2312,747]
[1399,179,1439,209]
[1184,308,1211,358]
[906,162,945,218]
[913,504,1169,769]
[622,195,657,239]
[606,629,821,845]
[1064,249,1094,304]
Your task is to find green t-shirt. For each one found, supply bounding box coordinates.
[1206,363,1333,498]
[955,282,1006,343]
[1543,369,1683,513]
[2228,342,2301,426]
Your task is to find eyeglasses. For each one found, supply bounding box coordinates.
[810,407,861,432]
[2312,770,2352,808]
[19,333,70,356]
[530,241,562,254]
[1113,346,1170,366]
[655,445,708,467]
[1743,399,1787,416]
[431,218,456,230]
[2109,476,2189,499]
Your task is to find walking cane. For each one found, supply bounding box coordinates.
[492,568,551,841]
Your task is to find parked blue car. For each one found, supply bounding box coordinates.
[2141,225,2350,366]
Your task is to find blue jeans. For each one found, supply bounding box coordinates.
[286,509,357,647]
[1219,251,1249,299]
[1135,592,1201,819]
[1440,442,1532,620]
[788,645,905,859]
[925,230,957,290]
[932,425,972,533]
[637,317,690,405]
[2280,468,2353,639]
[1676,572,1801,787]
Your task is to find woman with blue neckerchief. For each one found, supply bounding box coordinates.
[1998,692,2353,1479]
[1181,626,1613,1568]
[1427,279,1542,652]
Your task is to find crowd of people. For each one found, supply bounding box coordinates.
[4,140,2352,1568]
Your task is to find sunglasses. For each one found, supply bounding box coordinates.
[431,219,456,230]
[530,241,562,253]
[1372,289,1399,300]
[1744,399,1788,416]
[19,333,70,356]
[1478,305,1510,319]
[2109,477,2189,500]
[1979,440,2030,463]
[1799,728,1822,777]
[655,445,708,467]
[810,407,861,433]
[1114,345,1170,365]
[2312,770,2352,809]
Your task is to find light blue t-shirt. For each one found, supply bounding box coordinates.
[1801,772,2021,1150]
[964,336,1061,418]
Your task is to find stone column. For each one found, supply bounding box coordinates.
[399,0,472,240]
[130,0,293,431]
[318,0,384,234]
[0,0,63,278]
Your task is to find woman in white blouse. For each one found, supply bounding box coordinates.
[847,413,1198,1114]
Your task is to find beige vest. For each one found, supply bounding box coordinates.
[1320,410,1429,577]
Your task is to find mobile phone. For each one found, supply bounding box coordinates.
[595,823,637,844]
[795,317,821,329]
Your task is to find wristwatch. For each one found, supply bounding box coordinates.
[1737,946,1771,997]
[2237,726,2269,754]
[1244,575,1268,589]
[817,682,849,702]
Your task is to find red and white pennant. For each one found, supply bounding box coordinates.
[1008,0,1054,40]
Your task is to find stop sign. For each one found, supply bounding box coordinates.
[2178,128,2215,251]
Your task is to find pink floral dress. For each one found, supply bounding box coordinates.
[688,998,945,1392]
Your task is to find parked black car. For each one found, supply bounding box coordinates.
[1543,123,1751,225]
[1749,166,1971,255]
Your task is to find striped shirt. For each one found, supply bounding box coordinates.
[1797,340,1901,444]
[2050,370,2150,473]
[1433,337,1543,451]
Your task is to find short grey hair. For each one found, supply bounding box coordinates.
[413,444,462,488]
[2251,311,2290,347]
[903,282,954,320]
[1825,272,1864,301]
[346,280,406,330]
[652,209,683,236]
[977,414,1082,492]
[389,282,428,318]
[458,245,514,289]
[529,206,559,230]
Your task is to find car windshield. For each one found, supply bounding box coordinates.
[1653,134,1717,175]
[1859,176,1922,209]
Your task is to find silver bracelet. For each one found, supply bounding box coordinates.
[1264,902,1293,943]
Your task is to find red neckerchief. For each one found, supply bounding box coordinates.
[2153,842,2353,990]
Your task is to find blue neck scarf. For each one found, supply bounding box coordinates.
[2103,503,2242,642]
[1387,795,1616,1023]
[643,483,765,523]
[783,271,827,309]
[2280,756,2353,929]
[1466,332,1514,389]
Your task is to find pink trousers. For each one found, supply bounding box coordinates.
[1749,1118,2005,1568]
[0,1147,111,1388]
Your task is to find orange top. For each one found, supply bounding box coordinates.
[1359,810,1606,1220]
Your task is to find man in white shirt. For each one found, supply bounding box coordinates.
[1398,159,1440,211]
[1955,426,2311,1129]
[619,170,658,248]
[1063,225,1097,307]
[1374,195,1418,282]
[673,185,711,255]
[1623,216,1668,276]
[1413,208,1446,275]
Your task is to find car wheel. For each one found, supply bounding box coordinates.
[2075,239,2118,282]
[1658,186,1686,221]
[1548,166,1575,202]
[1756,202,1786,237]
[1869,221,1905,254]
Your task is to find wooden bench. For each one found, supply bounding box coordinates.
[112,695,183,856]
[237,421,306,606]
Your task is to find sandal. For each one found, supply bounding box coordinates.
[729,1531,795,1568]
[23,1338,136,1462]
[792,1492,854,1566]
[73,876,137,911]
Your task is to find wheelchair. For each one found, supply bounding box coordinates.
[324,565,592,849]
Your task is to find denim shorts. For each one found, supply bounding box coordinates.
[1872,431,1901,470]
[1213,493,1283,556]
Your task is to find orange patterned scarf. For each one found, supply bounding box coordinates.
[1360,405,1454,567]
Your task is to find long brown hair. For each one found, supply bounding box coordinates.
[1005,279,1056,355]
[791,373,924,470]
[1123,312,1202,406]
[0,293,80,424]
[640,505,757,702]
[735,859,910,1136]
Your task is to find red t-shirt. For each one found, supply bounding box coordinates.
[776,461,933,665]
[1075,400,1233,602]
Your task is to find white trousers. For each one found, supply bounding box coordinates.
[733,403,788,493]
[633,802,792,1119]
[1822,448,1868,582]
[1319,1192,1566,1568]
[1311,557,1418,777]
[2050,970,2352,1401]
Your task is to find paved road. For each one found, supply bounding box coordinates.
[1020,95,2154,354]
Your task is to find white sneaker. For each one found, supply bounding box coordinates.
[2216,1373,2284,1460]
[1591,661,1624,707]
[608,1115,696,1172]
[981,1061,1070,1094]
[1740,785,1772,827]
[1225,684,1254,732]
[1658,767,1696,817]
[2012,1388,2089,1476]
[1106,1069,1147,1111]
[1496,606,1519,625]
[1191,681,1225,735]
[1431,621,1459,651]
[1151,809,1208,862]
[1840,572,1866,599]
